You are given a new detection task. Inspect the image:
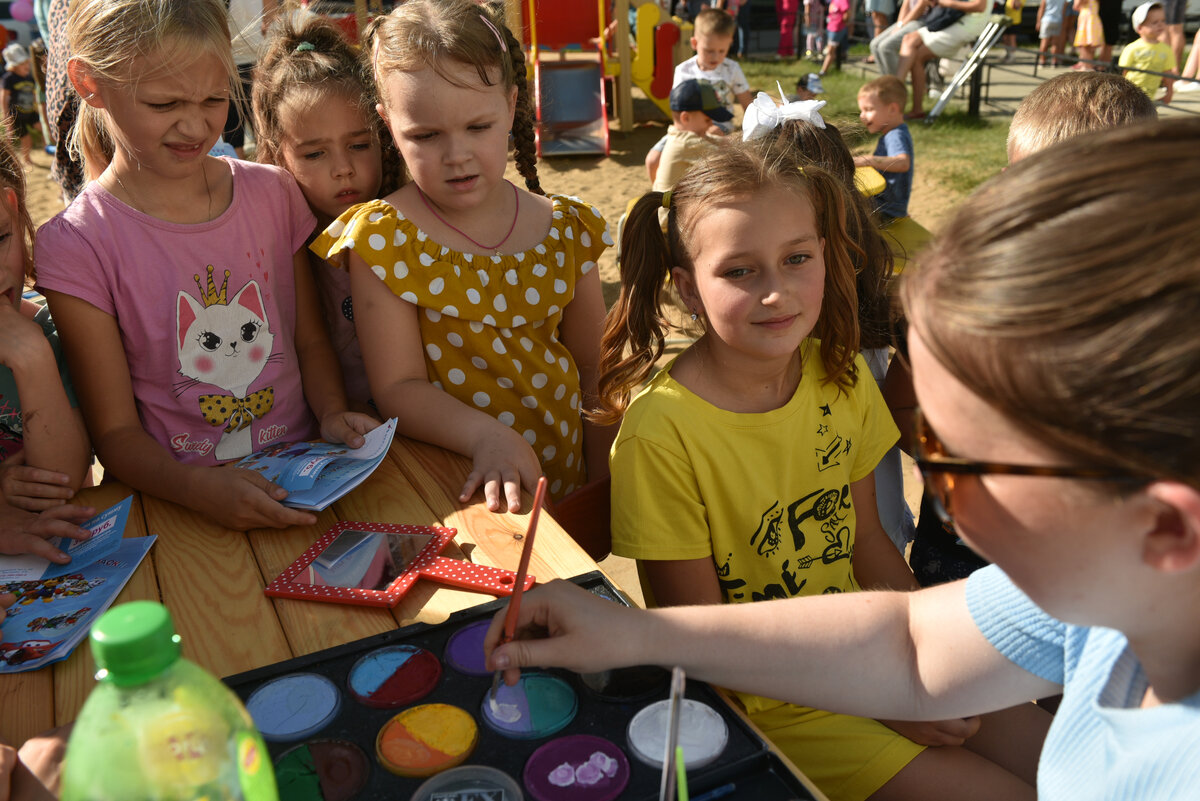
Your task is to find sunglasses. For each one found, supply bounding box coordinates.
[913,409,1149,526]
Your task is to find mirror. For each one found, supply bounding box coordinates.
[295,530,435,591]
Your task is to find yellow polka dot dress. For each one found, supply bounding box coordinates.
[312,196,613,500]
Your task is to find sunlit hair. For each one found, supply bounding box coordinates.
[904,119,1200,485]
[765,119,895,350]
[66,0,239,177]
[694,7,737,38]
[859,75,907,109]
[0,136,34,282]
[367,0,543,195]
[252,16,403,198]
[1006,71,1156,162]
[592,137,862,425]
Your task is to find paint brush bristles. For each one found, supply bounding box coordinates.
[489,476,548,705]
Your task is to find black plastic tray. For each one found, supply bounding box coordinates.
[225,571,817,801]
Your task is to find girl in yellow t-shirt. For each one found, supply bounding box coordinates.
[314,0,614,512]
[591,136,1044,801]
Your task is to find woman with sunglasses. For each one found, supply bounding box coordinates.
[486,118,1200,800]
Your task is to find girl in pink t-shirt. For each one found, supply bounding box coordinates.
[35,0,375,531]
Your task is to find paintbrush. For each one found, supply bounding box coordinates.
[488,475,548,705]
[660,666,686,801]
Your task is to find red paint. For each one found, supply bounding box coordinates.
[361,650,441,708]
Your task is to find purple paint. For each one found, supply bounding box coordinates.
[444,620,491,676]
[523,735,630,801]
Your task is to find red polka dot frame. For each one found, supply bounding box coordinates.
[264,522,535,609]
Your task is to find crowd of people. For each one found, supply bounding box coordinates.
[0,1,1198,799]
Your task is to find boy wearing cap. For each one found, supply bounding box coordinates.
[1,44,38,166]
[1119,2,1177,102]
[652,80,731,194]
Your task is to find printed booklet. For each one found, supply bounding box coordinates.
[0,497,156,673]
[234,418,398,511]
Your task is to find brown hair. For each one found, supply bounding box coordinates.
[904,119,1200,485]
[859,75,907,109]
[252,16,403,198]
[765,119,896,350]
[694,8,737,38]
[1007,71,1157,162]
[368,0,543,195]
[66,0,238,177]
[592,138,862,425]
[0,135,34,282]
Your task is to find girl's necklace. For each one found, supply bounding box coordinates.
[416,180,519,255]
[110,160,214,222]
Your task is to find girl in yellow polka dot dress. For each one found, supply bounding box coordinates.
[312,0,615,512]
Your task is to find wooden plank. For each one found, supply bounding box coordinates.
[140,497,292,677]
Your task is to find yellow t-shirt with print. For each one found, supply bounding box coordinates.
[313,195,612,500]
[610,341,923,801]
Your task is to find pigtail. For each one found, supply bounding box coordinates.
[498,18,544,196]
[804,168,861,390]
[0,135,34,281]
[590,192,675,425]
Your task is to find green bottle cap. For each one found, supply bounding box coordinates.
[90,601,182,686]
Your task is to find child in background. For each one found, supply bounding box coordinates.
[652,79,731,193]
[1072,0,1104,69]
[0,45,39,167]
[252,16,404,412]
[819,0,850,77]
[1037,0,1067,66]
[646,8,751,183]
[37,0,374,532]
[804,0,827,60]
[855,76,913,223]
[1001,0,1024,61]
[594,138,1042,801]
[1119,1,1176,102]
[0,134,93,563]
[313,0,614,513]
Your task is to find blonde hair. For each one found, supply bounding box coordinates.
[694,8,737,38]
[368,0,543,194]
[1007,72,1156,161]
[859,75,907,109]
[593,138,862,425]
[253,16,404,198]
[66,0,238,176]
[904,119,1200,485]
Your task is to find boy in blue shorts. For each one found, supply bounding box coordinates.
[854,76,913,222]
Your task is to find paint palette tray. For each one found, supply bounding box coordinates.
[224,572,818,801]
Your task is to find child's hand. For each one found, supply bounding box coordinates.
[705,124,727,138]
[206,467,318,530]
[460,425,542,513]
[853,155,871,167]
[0,452,75,512]
[879,716,982,747]
[0,503,95,563]
[0,301,48,372]
[318,411,380,451]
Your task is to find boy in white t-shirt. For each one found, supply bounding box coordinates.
[646,8,753,182]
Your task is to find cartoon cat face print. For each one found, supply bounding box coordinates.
[177,272,275,398]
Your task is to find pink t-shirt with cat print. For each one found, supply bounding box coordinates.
[35,159,320,465]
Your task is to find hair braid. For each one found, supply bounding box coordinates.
[501,23,544,196]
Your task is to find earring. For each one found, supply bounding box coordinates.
[690,312,698,322]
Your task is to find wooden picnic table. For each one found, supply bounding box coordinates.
[0,436,611,746]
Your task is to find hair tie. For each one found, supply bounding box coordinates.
[479,14,508,53]
[295,41,316,52]
[742,83,827,142]
[661,190,672,210]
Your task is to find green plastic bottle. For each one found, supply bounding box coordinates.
[61,601,278,801]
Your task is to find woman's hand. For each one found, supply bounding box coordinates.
[460,424,542,513]
[0,453,75,512]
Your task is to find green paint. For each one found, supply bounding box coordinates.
[274,745,325,801]
[525,674,577,734]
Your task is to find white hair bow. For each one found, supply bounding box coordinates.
[742,84,827,142]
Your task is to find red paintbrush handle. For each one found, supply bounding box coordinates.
[502,476,548,642]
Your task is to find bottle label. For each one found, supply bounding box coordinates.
[140,710,226,789]
[236,732,278,801]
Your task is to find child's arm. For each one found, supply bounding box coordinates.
[735,90,754,111]
[853,150,911,173]
[0,300,90,508]
[558,267,617,485]
[348,254,541,513]
[289,250,375,447]
[42,290,323,531]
